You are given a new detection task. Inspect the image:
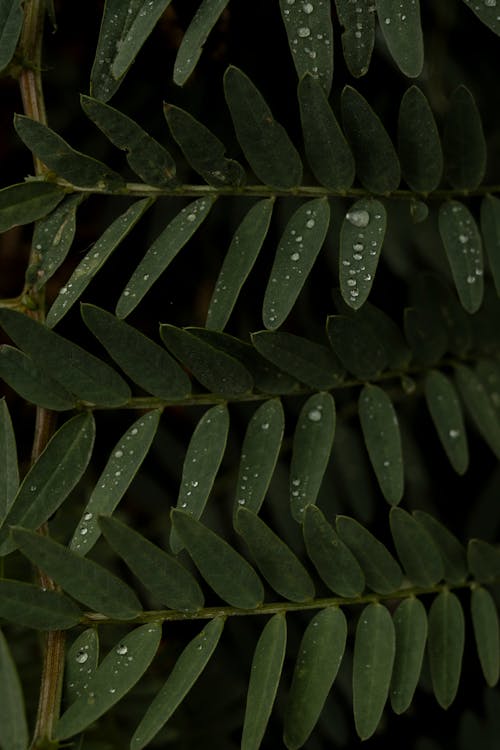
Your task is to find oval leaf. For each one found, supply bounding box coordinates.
[0,628,29,750]
[389,507,444,587]
[424,370,468,474]
[66,628,100,704]
[462,0,500,35]
[427,590,465,709]
[443,85,486,189]
[398,86,443,192]
[0,181,65,233]
[0,580,81,630]
[334,0,375,77]
[376,0,424,77]
[326,314,388,380]
[0,399,18,523]
[413,510,468,585]
[340,199,386,309]
[471,586,500,687]
[31,194,84,291]
[438,201,484,313]
[390,597,428,714]
[455,364,500,459]
[174,0,229,85]
[468,539,500,583]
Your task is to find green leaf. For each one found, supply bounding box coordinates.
[0,181,65,233]
[424,371,469,474]
[174,0,229,85]
[0,346,76,410]
[46,199,153,327]
[413,511,468,585]
[116,197,214,318]
[164,103,244,187]
[170,404,229,553]
[438,201,484,313]
[224,65,303,190]
[171,510,264,609]
[91,0,174,101]
[252,330,344,390]
[340,199,386,309]
[279,0,334,95]
[236,508,315,602]
[0,399,18,523]
[69,411,161,555]
[471,587,500,687]
[262,198,330,329]
[99,516,204,613]
[404,306,447,367]
[353,602,395,740]
[0,413,95,556]
[0,580,81,630]
[390,598,428,714]
[66,628,100,704]
[81,304,191,399]
[341,86,401,193]
[0,309,131,406]
[298,74,355,191]
[290,393,336,521]
[398,86,443,192]
[336,515,403,594]
[0,0,23,72]
[131,618,224,750]
[376,0,424,77]
[0,628,29,750]
[443,85,486,189]
[358,384,404,506]
[206,199,274,330]
[14,115,124,189]
[334,0,375,77]
[57,623,161,740]
[242,613,287,750]
[389,508,444,586]
[480,195,500,296]
[428,591,465,709]
[468,539,500,583]
[12,527,141,620]
[303,505,365,598]
[233,399,284,519]
[326,314,388,379]
[455,364,500,458]
[81,95,177,187]
[284,607,347,750]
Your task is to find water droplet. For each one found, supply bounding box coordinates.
[83,512,93,521]
[353,242,364,252]
[290,252,300,261]
[80,527,88,536]
[306,218,315,228]
[261,422,270,430]
[308,408,322,422]
[347,279,357,287]
[76,650,88,664]
[298,26,311,37]
[186,213,196,222]
[384,17,391,24]
[114,450,123,458]
[116,644,128,655]
[449,429,460,439]
[303,2,314,13]
[292,478,301,486]
[458,234,468,244]
[346,209,370,228]
[238,498,246,505]
[131,428,138,435]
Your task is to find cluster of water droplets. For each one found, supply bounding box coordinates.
[281,0,331,77]
[450,203,483,286]
[342,206,384,304]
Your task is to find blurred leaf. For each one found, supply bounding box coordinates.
[0,181,65,232]
[0,0,23,72]
[389,508,443,586]
[480,195,500,296]
[171,510,264,608]
[242,613,286,750]
[455,364,500,458]
[428,591,465,709]
[262,198,330,329]
[443,86,486,190]
[0,399,18,523]
[398,86,443,192]
[298,74,355,190]
[376,0,424,77]
[69,411,161,555]
[404,306,447,367]
[12,527,142,619]
[65,628,99,704]
[0,346,76,410]
[326,313,387,379]
[0,628,29,750]
[31,194,84,291]
[462,0,500,35]
[290,392,336,521]
[334,0,375,77]
[174,0,229,85]
[224,65,303,189]
[438,201,484,313]
[131,618,224,750]
[0,580,81,630]
[353,602,395,740]
[471,587,499,687]
[340,198,386,309]
[424,370,469,474]
[390,598,428,714]
[413,511,468,585]
[279,0,333,95]
[57,623,161,739]
[284,607,347,749]
[468,539,500,583]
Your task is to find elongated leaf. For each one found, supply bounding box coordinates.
[0,345,76,410]
[0,399,18,523]
[242,613,287,750]
[303,505,365,598]
[0,0,23,72]
[353,602,395,740]
[468,539,500,583]
[376,0,423,77]
[0,413,95,556]
[413,510,468,585]
[206,199,274,330]
[398,86,443,192]
[341,86,400,193]
[480,194,500,296]
[424,370,469,474]
[99,516,204,612]
[174,0,229,85]
[336,515,403,594]
[224,65,303,189]
[262,198,330,329]
[340,199,386,309]
[404,306,447,367]
[57,623,161,739]
[81,95,177,187]
[428,591,465,709]
[359,384,404,505]
[389,508,443,586]
[81,304,190,399]
[170,404,229,553]
[252,331,344,390]
[443,85,486,189]
[12,528,141,619]
[0,309,131,406]
[0,628,28,750]
[284,607,347,749]
[290,393,336,521]
[326,313,387,379]
[165,103,244,187]
[131,618,224,750]
[47,199,153,327]
[298,73,354,190]
[462,0,500,35]
[438,201,484,313]
[91,0,173,101]
[116,197,214,318]
[390,598,428,714]
[0,580,81,630]
[455,364,500,458]
[279,0,333,95]
[471,587,499,687]
[66,629,100,704]
[171,510,264,608]
[335,0,375,77]
[0,181,65,232]
[70,411,160,555]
